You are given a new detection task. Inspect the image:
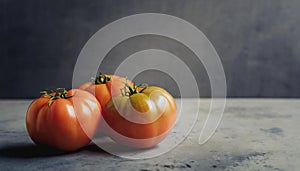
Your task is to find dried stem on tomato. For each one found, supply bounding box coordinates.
[120,80,148,96]
[40,88,73,106]
[92,72,112,84]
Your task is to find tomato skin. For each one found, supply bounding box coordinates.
[103,86,177,148]
[26,89,101,151]
[78,75,131,108]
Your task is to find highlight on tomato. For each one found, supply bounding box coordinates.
[78,72,133,108]
[26,88,101,151]
[102,82,177,148]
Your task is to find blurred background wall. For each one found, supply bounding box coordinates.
[1,0,299,98]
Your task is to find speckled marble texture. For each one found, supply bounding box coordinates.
[0,99,299,170]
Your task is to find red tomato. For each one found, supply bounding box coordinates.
[26,88,101,151]
[103,84,177,148]
[78,73,132,108]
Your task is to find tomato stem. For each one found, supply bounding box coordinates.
[120,80,148,96]
[40,88,73,106]
[92,72,112,84]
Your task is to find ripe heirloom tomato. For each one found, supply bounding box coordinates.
[103,83,177,148]
[26,88,101,151]
[78,72,132,108]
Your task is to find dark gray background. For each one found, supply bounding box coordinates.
[1,0,299,98]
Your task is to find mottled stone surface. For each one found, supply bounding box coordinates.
[0,99,299,170]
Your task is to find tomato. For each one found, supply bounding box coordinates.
[102,83,177,148]
[78,73,132,108]
[26,88,101,151]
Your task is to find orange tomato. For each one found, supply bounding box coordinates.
[26,88,101,151]
[103,84,177,148]
[78,73,132,108]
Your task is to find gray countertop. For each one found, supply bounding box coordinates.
[0,99,299,171]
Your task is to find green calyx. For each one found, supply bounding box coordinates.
[120,81,148,96]
[40,88,73,106]
[92,72,112,84]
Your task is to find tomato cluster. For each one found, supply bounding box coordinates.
[26,72,177,151]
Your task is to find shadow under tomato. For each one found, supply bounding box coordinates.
[0,143,106,158]
[0,139,158,158]
[92,140,158,154]
[82,143,108,153]
[0,144,72,158]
